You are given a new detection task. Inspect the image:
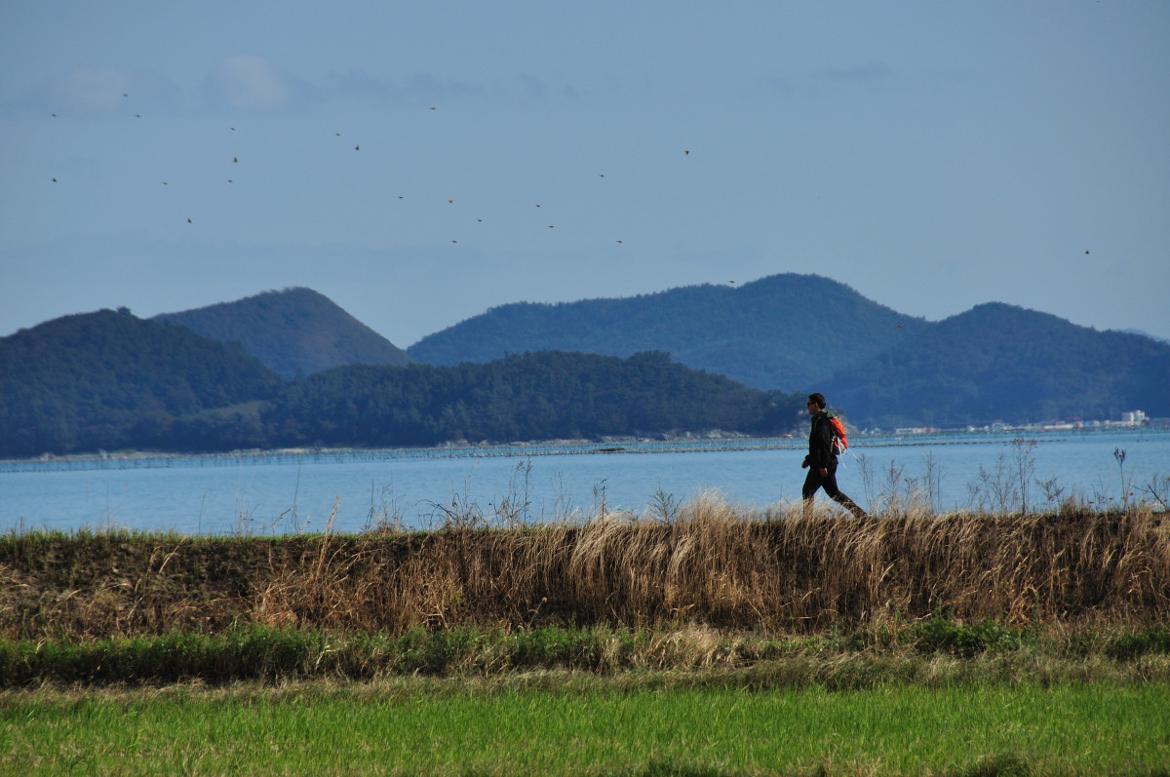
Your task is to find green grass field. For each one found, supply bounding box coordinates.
[3,679,1169,776]
[4,510,1168,775]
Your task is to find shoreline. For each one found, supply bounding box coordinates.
[2,424,1166,471]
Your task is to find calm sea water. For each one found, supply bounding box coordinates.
[1,429,1167,535]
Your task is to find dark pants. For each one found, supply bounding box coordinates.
[802,459,867,518]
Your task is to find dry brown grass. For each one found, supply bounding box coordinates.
[2,495,1168,640]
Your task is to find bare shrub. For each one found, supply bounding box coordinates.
[969,453,1018,514]
[854,453,877,509]
[492,460,534,529]
[1013,439,1038,514]
[364,483,404,535]
[647,486,680,524]
[1143,475,1170,511]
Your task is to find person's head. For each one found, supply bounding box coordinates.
[809,390,828,416]
[806,392,826,415]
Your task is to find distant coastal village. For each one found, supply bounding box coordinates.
[886,409,1162,437]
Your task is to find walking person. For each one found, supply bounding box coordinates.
[801,393,868,518]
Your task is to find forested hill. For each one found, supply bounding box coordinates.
[8,283,1164,458]
[0,316,804,456]
[407,274,926,390]
[256,351,803,450]
[155,287,409,379]
[0,309,282,457]
[823,303,1170,427]
[407,274,1169,427]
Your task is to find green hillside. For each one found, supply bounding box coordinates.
[823,303,1170,427]
[261,351,803,449]
[156,287,409,379]
[407,274,926,391]
[0,312,802,455]
[7,282,1165,458]
[0,309,281,457]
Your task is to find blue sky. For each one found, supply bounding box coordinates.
[2,1,1168,347]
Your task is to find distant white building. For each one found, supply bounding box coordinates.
[894,426,937,436]
[1121,410,1148,426]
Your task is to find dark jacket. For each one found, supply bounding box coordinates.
[805,411,836,470]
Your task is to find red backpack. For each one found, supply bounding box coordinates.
[826,413,849,455]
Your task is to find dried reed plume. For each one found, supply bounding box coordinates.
[2,494,1168,640]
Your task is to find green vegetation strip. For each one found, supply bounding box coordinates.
[2,681,1168,776]
[2,622,1170,687]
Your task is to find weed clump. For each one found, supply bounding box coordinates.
[1105,626,1170,661]
[911,616,1025,658]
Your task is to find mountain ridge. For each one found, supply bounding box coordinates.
[408,273,927,390]
[155,287,409,379]
[6,275,1167,455]
[408,273,1170,427]
[823,303,1170,426]
[0,309,282,457]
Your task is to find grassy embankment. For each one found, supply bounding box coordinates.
[2,495,1169,683]
[4,496,1168,641]
[3,497,1169,774]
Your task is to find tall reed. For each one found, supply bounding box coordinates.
[2,496,1167,640]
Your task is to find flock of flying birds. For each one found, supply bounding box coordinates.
[47,93,697,249]
[45,95,1099,266]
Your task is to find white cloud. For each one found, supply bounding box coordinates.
[813,61,895,86]
[322,68,585,106]
[61,68,133,112]
[763,61,898,98]
[209,55,292,110]
[0,67,181,116]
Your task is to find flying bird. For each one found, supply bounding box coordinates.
[684,149,690,155]
[1084,250,1091,255]
[187,217,192,223]
[354,144,360,151]
[233,157,238,164]
[448,198,455,204]
[616,240,623,245]
[51,177,57,183]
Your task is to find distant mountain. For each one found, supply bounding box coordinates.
[6,280,1164,457]
[1118,328,1170,346]
[0,309,281,457]
[261,351,802,449]
[407,274,1170,428]
[408,274,926,391]
[823,303,1170,427]
[156,287,409,379]
[0,328,804,455]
